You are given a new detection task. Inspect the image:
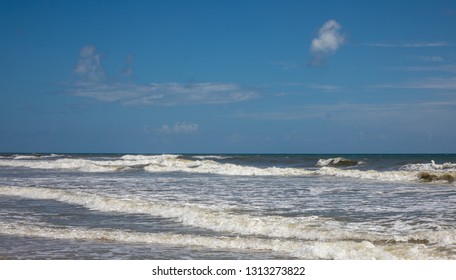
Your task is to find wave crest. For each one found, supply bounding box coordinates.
[1,155,455,184]
[1,186,455,259]
[0,221,403,259]
[316,157,359,167]
[401,160,456,172]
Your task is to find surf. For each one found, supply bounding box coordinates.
[1,185,455,249]
[1,154,455,184]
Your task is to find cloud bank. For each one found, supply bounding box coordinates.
[66,45,258,106]
[309,20,345,66]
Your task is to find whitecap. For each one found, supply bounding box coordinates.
[316,157,359,167]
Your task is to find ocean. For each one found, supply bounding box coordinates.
[0,153,455,260]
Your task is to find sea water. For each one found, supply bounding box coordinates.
[0,154,455,259]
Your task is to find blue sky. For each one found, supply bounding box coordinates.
[1,0,456,153]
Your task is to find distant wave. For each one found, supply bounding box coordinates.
[0,158,128,172]
[0,154,314,176]
[316,157,360,167]
[143,157,313,176]
[13,154,63,160]
[0,155,455,184]
[401,160,456,172]
[192,155,233,160]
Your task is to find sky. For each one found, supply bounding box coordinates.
[1,0,456,154]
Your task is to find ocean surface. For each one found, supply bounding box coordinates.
[0,153,455,260]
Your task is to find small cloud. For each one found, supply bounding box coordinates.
[369,76,456,90]
[309,20,346,66]
[365,41,449,48]
[393,64,456,73]
[408,55,444,62]
[74,45,106,81]
[400,42,448,47]
[158,122,199,134]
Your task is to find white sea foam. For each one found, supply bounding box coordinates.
[1,186,455,259]
[120,154,180,161]
[401,160,456,172]
[2,185,455,251]
[192,155,233,160]
[0,158,117,172]
[0,155,176,172]
[400,161,456,183]
[13,154,62,160]
[1,221,445,259]
[2,154,307,176]
[1,155,453,183]
[143,158,314,176]
[13,155,39,160]
[0,186,354,241]
[315,167,417,182]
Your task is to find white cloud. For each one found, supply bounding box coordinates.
[158,122,199,134]
[408,55,444,62]
[365,41,449,48]
[67,81,257,106]
[309,20,345,66]
[394,64,456,73]
[236,100,456,121]
[369,76,456,90]
[66,45,258,106]
[73,45,106,81]
[126,83,257,106]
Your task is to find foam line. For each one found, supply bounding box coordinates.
[0,221,400,259]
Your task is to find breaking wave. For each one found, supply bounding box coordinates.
[0,221,403,259]
[143,158,313,176]
[418,172,456,183]
[0,186,352,241]
[315,167,416,182]
[1,186,455,259]
[401,160,456,172]
[0,155,455,183]
[192,155,233,160]
[401,160,456,183]
[316,157,360,167]
[12,154,63,160]
[0,154,313,176]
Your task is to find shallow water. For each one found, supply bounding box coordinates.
[1,154,455,259]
